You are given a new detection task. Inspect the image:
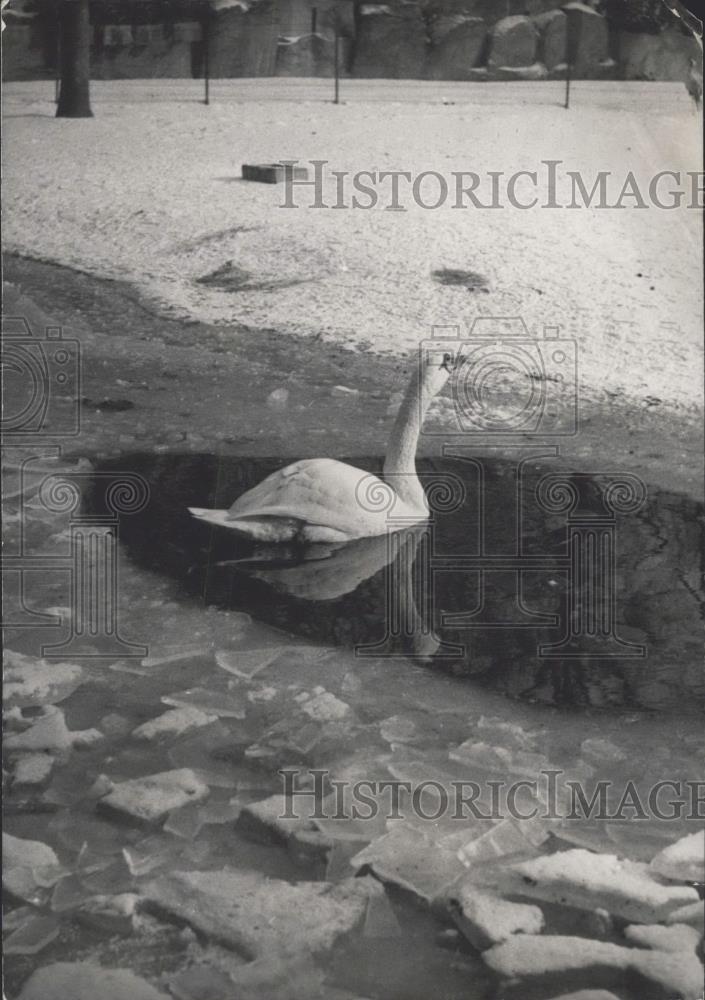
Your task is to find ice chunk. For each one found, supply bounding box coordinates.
[215,648,284,679]
[163,802,204,840]
[624,921,701,953]
[457,817,550,868]
[169,964,236,1000]
[4,913,60,955]
[650,830,704,883]
[141,869,380,958]
[446,883,544,950]
[4,652,83,709]
[3,833,65,901]
[351,826,465,904]
[98,768,210,825]
[162,686,247,719]
[12,753,55,789]
[483,934,704,1000]
[17,962,170,1000]
[363,887,402,938]
[502,848,699,923]
[132,707,218,742]
[379,715,418,745]
[296,689,350,722]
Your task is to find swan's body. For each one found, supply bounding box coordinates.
[189,349,454,542]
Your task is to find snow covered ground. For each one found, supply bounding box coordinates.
[3,78,703,413]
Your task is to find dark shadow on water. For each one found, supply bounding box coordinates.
[90,451,704,714]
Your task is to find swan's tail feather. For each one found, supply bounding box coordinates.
[187,508,299,542]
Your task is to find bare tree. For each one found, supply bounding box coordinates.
[56,0,93,118]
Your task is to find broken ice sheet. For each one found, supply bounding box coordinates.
[379,715,419,745]
[3,913,59,955]
[51,873,99,913]
[141,645,213,669]
[48,811,128,856]
[351,826,465,904]
[167,721,241,787]
[476,715,537,750]
[122,834,185,877]
[162,687,247,719]
[215,648,284,680]
[169,964,236,1000]
[163,801,204,840]
[363,888,402,938]
[457,816,551,869]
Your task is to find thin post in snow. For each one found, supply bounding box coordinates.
[564,61,571,109]
[54,12,60,104]
[203,14,210,105]
[333,27,340,104]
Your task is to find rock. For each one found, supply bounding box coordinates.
[97,768,210,825]
[625,921,702,954]
[76,893,139,935]
[141,869,381,958]
[4,913,60,955]
[351,825,466,904]
[650,830,704,884]
[426,16,487,81]
[488,16,537,68]
[276,34,345,78]
[3,833,65,902]
[4,651,83,709]
[532,9,566,71]
[618,25,701,82]
[483,934,704,1000]
[354,5,427,79]
[18,963,169,1000]
[562,3,608,76]
[12,753,55,789]
[132,707,218,741]
[502,848,699,923]
[446,883,544,950]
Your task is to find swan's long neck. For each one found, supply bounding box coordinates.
[383,368,431,511]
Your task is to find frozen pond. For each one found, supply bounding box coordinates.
[4,445,702,998]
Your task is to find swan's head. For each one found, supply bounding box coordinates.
[420,348,465,399]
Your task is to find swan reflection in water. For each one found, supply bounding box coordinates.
[215,524,457,665]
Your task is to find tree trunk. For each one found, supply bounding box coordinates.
[56,0,93,118]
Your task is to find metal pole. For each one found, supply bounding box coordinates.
[204,16,210,105]
[55,13,61,104]
[564,61,571,109]
[334,27,340,105]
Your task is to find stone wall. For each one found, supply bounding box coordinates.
[2,0,700,83]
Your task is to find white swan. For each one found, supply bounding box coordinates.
[188,349,455,543]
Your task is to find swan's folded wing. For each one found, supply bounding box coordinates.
[226,458,395,535]
[188,507,235,528]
